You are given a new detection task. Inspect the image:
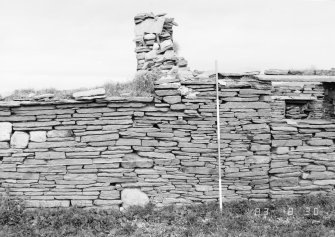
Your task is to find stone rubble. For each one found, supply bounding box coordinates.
[134,13,188,72]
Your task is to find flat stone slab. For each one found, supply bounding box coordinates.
[47,130,73,138]
[138,151,175,159]
[0,172,39,180]
[35,152,66,160]
[270,177,299,187]
[0,101,21,107]
[81,133,119,142]
[314,180,335,185]
[272,140,302,147]
[0,122,12,141]
[222,102,270,109]
[163,96,181,104]
[73,88,106,98]
[121,153,153,168]
[30,131,46,142]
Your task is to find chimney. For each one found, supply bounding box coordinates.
[134,13,188,72]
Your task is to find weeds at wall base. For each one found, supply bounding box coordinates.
[1,194,335,236]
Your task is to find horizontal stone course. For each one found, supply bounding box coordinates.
[272,140,302,147]
[81,134,119,142]
[222,102,270,109]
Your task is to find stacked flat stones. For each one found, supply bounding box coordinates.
[267,74,335,198]
[134,13,188,71]
[1,68,335,207]
[265,68,335,76]
[269,119,335,199]
[0,70,274,208]
[270,82,325,120]
[0,83,224,208]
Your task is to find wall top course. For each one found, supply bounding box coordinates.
[257,75,335,82]
[0,97,155,108]
[1,73,334,107]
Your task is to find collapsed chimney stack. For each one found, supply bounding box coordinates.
[134,13,188,72]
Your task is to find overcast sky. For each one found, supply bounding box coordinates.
[0,0,335,95]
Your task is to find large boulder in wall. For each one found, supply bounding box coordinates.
[121,189,149,209]
[10,131,29,148]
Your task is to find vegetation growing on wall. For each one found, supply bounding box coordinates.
[2,70,162,101]
[132,69,162,96]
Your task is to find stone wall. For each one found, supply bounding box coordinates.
[1,70,335,208]
[269,119,335,199]
[1,12,335,208]
[270,81,325,119]
[268,80,335,199]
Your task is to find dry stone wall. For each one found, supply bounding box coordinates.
[2,70,335,208]
[0,81,223,208]
[268,80,335,198]
[269,119,335,199]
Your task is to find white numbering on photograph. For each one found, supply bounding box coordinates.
[254,208,261,216]
[287,207,294,216]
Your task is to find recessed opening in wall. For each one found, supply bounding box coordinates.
[323,82,335,118]
[285,100,313,119]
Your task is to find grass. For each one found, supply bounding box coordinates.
[1,194,335,236]
[3,70,162,101]
[4,88,74,101]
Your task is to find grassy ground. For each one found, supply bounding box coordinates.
[1,194,335,236]
[3,70,161,101]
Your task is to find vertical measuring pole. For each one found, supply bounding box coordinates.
[215,60,223,211]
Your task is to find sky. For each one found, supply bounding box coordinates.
[0,0,335,96]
